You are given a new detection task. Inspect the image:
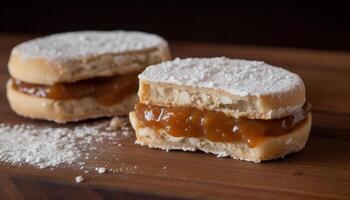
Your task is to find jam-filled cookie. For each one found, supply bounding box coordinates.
[129,57,311,162]
[7,31,171,123]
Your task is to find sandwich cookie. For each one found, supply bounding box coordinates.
[7,31,171,123]
[129,57,311,162]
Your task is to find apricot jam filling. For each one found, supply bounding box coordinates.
[11,74,138,106]
[135,103,310,147]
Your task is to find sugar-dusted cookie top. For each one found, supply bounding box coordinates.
[9,31,170,84]
[12,31,167,62]
[139,57,304,97]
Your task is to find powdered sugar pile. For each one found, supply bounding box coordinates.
[12,30,167,62]
[139,57,304,96]
[0,121,126,169]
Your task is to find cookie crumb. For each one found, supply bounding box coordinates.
[110,117,125,129]
[75,176,85,183]
[96,167,107,174]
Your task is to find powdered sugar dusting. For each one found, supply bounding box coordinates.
[139,57,304,96]
[0,121,129,169]
[12,31,167,62]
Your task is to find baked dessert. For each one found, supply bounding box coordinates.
[129,57,312,162]
[7,31,171,123]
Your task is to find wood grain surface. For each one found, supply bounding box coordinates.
[0,34,349,200]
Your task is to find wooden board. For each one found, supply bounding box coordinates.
[0,34,349,200]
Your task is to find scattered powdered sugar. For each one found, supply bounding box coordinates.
[0,120,144,183]
[111,164,138,175]
[12,30,167,62]
[0,121,126,169]
[139,57,305,96]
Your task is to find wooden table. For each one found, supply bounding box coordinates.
[0,34,349,200]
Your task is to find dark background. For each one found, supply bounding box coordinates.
[1,1,349,51]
